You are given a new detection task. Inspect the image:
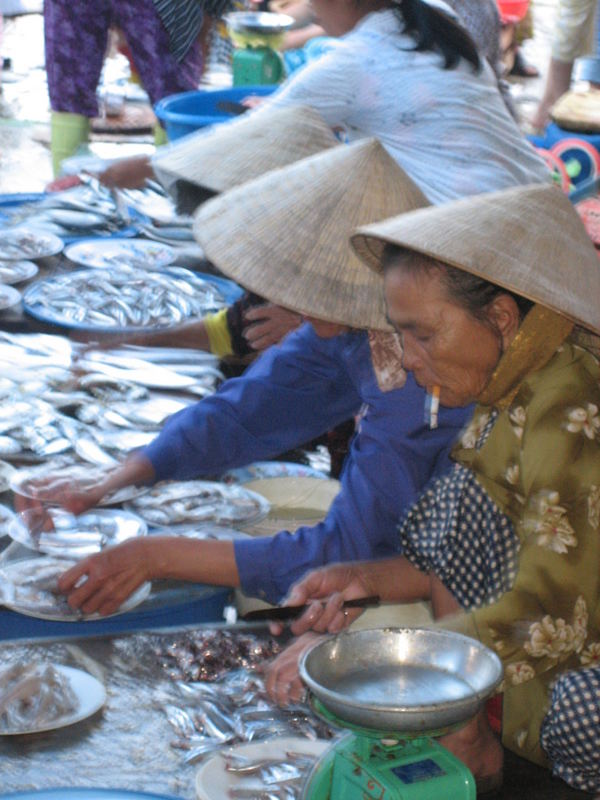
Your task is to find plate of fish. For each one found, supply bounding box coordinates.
[0,285,21,311]
[0,661,106,735]
[0,259,38,285]
[0,228,64,260]
[195,736,329,800]
[10,460,149,508]
[0,459,16,492]
[126,481,271,527]
[7,507,147,558]
[0,556,152,620]
[222,461,329,484]
[64,238,176,270]
[22,267,228,332]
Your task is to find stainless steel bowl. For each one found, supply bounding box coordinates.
[224,11,295,36]
[300,627,503,733]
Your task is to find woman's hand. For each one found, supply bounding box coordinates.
[265,632,323,706]
[97,156,154,189]
[269,563,372,638]
[13,474,109,517]
[57,537,155,616]
[243,304,302,350]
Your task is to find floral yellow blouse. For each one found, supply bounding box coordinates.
[445,341,600,765]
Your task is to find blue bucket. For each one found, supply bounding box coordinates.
[154,85,277,140]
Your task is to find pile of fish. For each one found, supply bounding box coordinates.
[0,333,222,465]
[128,481,270,527]
[0,662,78,733]
[0,557,81,619]
[23,267,227,330]
[156,630,282,683]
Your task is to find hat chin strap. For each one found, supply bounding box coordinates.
[477,305,574,410]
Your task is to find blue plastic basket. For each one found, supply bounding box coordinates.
[154,85,277,141]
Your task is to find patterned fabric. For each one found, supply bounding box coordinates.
[368,331,407,393]
[540,667,600,792]
[152,0,232,62]
[437,341,600,784]
[44,0,204,116]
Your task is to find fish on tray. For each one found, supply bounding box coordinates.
[0,662,79,733]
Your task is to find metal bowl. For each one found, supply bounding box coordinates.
[224,11,294,36]
[300,627,503,733]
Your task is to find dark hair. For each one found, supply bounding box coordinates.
[382,243,534,321]
[396,0,481,71]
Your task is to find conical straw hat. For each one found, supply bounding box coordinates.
[193,139,428,330]
[351,183,600,336]
[153,105,339,197]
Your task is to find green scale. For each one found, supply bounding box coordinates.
[224,11,294,86]
[298,627,504,800]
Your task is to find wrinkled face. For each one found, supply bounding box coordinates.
[383,263,503,407]
[304,316,349,338]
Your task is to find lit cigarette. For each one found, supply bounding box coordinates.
[429,385,440,429]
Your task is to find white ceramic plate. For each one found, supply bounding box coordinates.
[0,284,21,311]
[0,228,64,260]
[0,556,151,621]
[195,736,329,800]
[64,238,175,270]
[0,259,39,285]
[0,663,106,735]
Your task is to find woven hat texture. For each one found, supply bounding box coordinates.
[352,183,600,335]
[194,138,428,330]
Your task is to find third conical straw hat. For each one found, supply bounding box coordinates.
[352,182,600,335]
[153,105,338,196]
[194,139,428,330]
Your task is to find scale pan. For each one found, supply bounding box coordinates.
[300,627,503,733]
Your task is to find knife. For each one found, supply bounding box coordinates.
[241,595,380,622]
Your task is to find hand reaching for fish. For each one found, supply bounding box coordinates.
[57,537,154,616]
[265,632,322,707]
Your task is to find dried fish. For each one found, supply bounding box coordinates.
[0,662,78,733]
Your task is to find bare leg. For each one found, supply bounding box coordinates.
[431,575,504,787]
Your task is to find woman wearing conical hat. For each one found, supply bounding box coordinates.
[270,183,600,794]
[36,142,471,618]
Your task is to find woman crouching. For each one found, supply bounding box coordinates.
[267,183,600,794]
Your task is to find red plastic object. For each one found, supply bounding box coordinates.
[496,0,530,23]
[576,197,600,248]
[550,138,600,186]
[535,147,571,193]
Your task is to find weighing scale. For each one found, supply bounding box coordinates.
[298,627,504,800]
[224,12,294,86]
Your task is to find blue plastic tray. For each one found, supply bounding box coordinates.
[1,790,183,800]
[22,268,243,333]
[0,582,232,642]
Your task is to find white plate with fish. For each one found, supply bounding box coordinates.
[222,461,329,484]
[126,480,271,528]
[0,556,151,621]
[7,507,147,558]
[0,661,106,735]
[0,259,38,285]
[0,285,21,311]
[195,736,328,800]
[10,460,149,508]
[64,238,176,270]
[0,228,64,260]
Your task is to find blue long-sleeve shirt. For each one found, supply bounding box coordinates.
[143,324,472,602]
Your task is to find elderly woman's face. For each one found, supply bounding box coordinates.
[384,264,504,407]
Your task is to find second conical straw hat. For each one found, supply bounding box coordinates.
[351,183,600,335]
[153,105,339,196]
[194,139,428,330]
